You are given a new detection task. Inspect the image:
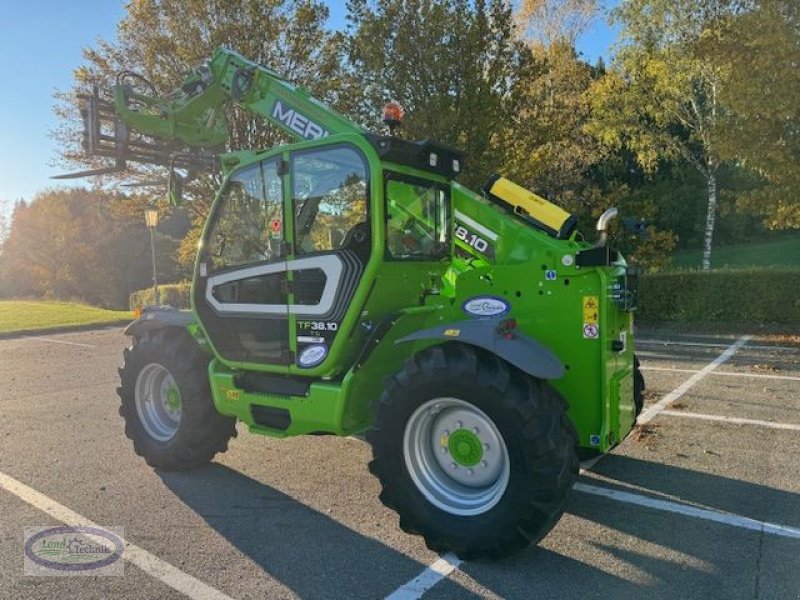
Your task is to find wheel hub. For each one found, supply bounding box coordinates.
[447,429,483,467]
[165,385,181,413]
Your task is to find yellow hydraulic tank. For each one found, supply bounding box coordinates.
[483,175,577,240]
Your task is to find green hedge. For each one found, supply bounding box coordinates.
[638,268,800,324]
[130,282,192,310]
[129,269,800,324]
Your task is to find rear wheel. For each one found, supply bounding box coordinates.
[117,329,236,470]
[368,343,578,560]
[634,355,645,417]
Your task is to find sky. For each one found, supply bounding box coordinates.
[0,1,619,218]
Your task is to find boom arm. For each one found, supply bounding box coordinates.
[112,47,363,150]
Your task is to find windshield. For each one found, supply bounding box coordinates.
[384,174,450,260]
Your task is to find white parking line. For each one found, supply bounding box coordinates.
[22,336,96,348]
[661,409,800,432]
[641,366,800,382]
[0,470,234,600]
[637,336,751,425]
[637,339,797,352]
[574,482,800,540]
[385,553,462,600]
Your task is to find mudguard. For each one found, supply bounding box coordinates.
[124,307,196,337]
[396,319,565,380]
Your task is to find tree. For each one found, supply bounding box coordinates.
[515,0,599,47]
[55,0,350,267]
[588,0,750,270]
[346,0,528,189]
[715,0,800,229]
[0,189,180,308]
[501,42,605,214]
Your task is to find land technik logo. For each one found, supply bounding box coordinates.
[24,526,124,576]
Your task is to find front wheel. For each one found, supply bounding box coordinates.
[367,343,578,560]
[117,329,236,470]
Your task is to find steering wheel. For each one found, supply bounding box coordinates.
[116,71,158,110]
[401,232,422,253]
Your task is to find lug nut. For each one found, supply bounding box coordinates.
[468,469,474,476]
[472,426,479,434]
[456,421,463,429]
[481,461,488,468]
[483,443,490,451]
[441,447,448,453]
[450,462,457,470]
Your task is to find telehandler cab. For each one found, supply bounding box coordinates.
[66,48,643,559]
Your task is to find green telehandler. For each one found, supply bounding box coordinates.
[63,47,644,559]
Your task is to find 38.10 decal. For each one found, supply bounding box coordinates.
[455,225,495,259]
[297,320,338,332]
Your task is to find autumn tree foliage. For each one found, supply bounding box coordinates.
[54,0,351,267]
[346,0,528,190]
[715,0,800,229]
[0,189,181,307]
[2,0,795,306]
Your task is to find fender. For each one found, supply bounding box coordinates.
[124,307,196,337]
[396,319,564,380]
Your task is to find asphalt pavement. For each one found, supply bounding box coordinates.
[0,325,798,599]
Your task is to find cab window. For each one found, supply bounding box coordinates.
[207,159,284,272]
[292,146,369,255]
[385,173,450,260]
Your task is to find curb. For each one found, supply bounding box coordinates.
[0,319,132,341]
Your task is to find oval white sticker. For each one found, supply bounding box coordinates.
[462,296,510,318]
[24,526,124,573]
[298,344,328,368]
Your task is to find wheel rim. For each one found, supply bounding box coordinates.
[134,363,182,443]
[403,397,510,516]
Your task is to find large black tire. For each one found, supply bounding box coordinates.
[634,354,645,418]
[117,328,236,470]
[367,343,578,560]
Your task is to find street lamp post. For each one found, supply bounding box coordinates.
[145,206,160,306]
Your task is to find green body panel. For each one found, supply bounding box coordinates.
[116,46,638,453]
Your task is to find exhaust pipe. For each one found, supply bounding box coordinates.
[595,207,618,247]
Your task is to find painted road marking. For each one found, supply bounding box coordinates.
[22,336,96,348]
[0,470,234,600]
[637,339,797,352]
[575,482,800,540]
[385,553,462,600]
[641,366,800,382]
[637,336,751,425]
[661,410,800,432]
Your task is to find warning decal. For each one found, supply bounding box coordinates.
[268,219,282,239]
[583,324,599,339]
[582,296,599,325]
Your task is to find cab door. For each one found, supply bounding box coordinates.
[194,157,292,365]
[287,144,371,370]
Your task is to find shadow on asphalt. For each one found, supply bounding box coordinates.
[158,463,481,599]
[585,454,800,528]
